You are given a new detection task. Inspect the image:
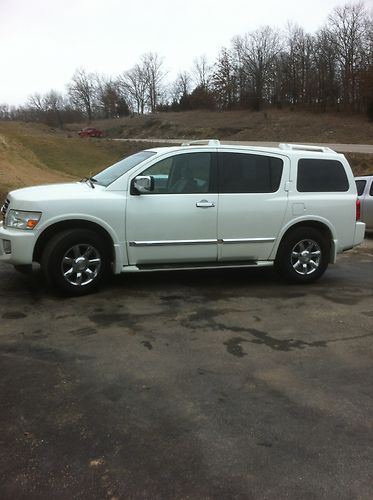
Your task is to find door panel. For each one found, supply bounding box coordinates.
[217,151,289,261]
[126,194,218,264]
[125,151,218,265]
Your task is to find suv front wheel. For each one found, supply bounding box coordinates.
[275,227,329,284]
[42,229,110,295]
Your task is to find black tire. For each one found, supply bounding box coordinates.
[275,227,329,284]
[41,229,110,295]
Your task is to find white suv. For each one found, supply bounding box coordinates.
[355,175,373,230]
[0,140,366,295]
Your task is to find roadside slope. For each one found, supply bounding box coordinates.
[0,125,73,201]
[82,109,373,145]
[0,122,170,201]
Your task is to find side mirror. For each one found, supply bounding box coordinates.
[133,175,154,194]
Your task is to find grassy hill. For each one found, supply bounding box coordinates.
[0,110,372,201]
[73,109,373,145]
[0,122,164,201]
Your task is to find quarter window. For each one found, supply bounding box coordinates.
[140,153,212,194]
[369,181,373,196]
[297,159,349,192]
[218,153,283,193]
[355,180,366,196]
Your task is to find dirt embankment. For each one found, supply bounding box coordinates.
[86,109,373,145]
[0,132,72,201]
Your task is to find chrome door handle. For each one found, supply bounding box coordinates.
[196,200,215,208]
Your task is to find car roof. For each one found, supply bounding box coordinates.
[144,142,344,159]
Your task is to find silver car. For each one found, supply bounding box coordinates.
[355,175,373,230]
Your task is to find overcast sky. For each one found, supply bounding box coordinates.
[1,0,372,106]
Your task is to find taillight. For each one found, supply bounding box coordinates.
[356,198,361,221]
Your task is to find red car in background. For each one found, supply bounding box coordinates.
[78,127,104,138]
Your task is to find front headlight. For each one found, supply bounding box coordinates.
[5,210,42,230]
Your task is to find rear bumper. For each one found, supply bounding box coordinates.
[354,222,366,246]
[0,223,36,265]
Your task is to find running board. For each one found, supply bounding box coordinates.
[121,261,274,273]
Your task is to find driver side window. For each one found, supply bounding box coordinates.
[140,153,211,194]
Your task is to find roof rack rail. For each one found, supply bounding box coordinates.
[279,143,335,153]
[181,139,220,146]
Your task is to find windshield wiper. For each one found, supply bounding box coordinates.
[80,176,98,189]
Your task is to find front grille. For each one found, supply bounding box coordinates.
[1,198,9,222]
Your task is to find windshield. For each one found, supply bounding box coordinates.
[93,151,156,187]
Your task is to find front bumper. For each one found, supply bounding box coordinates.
[0,222,36,265]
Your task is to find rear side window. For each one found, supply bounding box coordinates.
[355,180,366,196]
[219,153,283,193]
[297,159,349,192]
[370,181,373,196]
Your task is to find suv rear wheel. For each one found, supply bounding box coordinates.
[275,227,329,283]
[41,229,110,295]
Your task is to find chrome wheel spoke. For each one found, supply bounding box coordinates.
[64,267,74,277]
[85,268,95,278]
[61,243,101,287]
[83,246,93,258]
[298,241,306,252]
[291,238,322,276]
[88,258,100,265]
[310,250,321,257]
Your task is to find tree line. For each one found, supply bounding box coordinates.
[1,1,372,127]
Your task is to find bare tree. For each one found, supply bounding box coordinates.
[326,1,368,109]
[193,55,212,90]
[26,90,70,126]
[119,63,148,114]
[235,26,282,109]
[170,71,192,108]
[95,75,129,118]
[119,53,165,114]
[141,52,165,113]
[67,68,96,122]
[280,23,315,106]
[43,90,65,127]
[27,93,45,113]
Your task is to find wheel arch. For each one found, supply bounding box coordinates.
[33,219,115,265]
[273,220,335,263]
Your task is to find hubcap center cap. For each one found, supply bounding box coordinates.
[74,256,87,272]
[300,250,311,263]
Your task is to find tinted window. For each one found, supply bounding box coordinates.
[355,179,367,196]
[140,153,212,194]
[370,180,373,196]
[218,153,283,193]
[297,159,349,192]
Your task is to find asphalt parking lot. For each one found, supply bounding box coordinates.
[0,236,372,500]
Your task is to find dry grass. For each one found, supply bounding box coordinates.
[0,122,166,199]
[1,110,372,201]
[69,108,373,145]
[344,153,373,176]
